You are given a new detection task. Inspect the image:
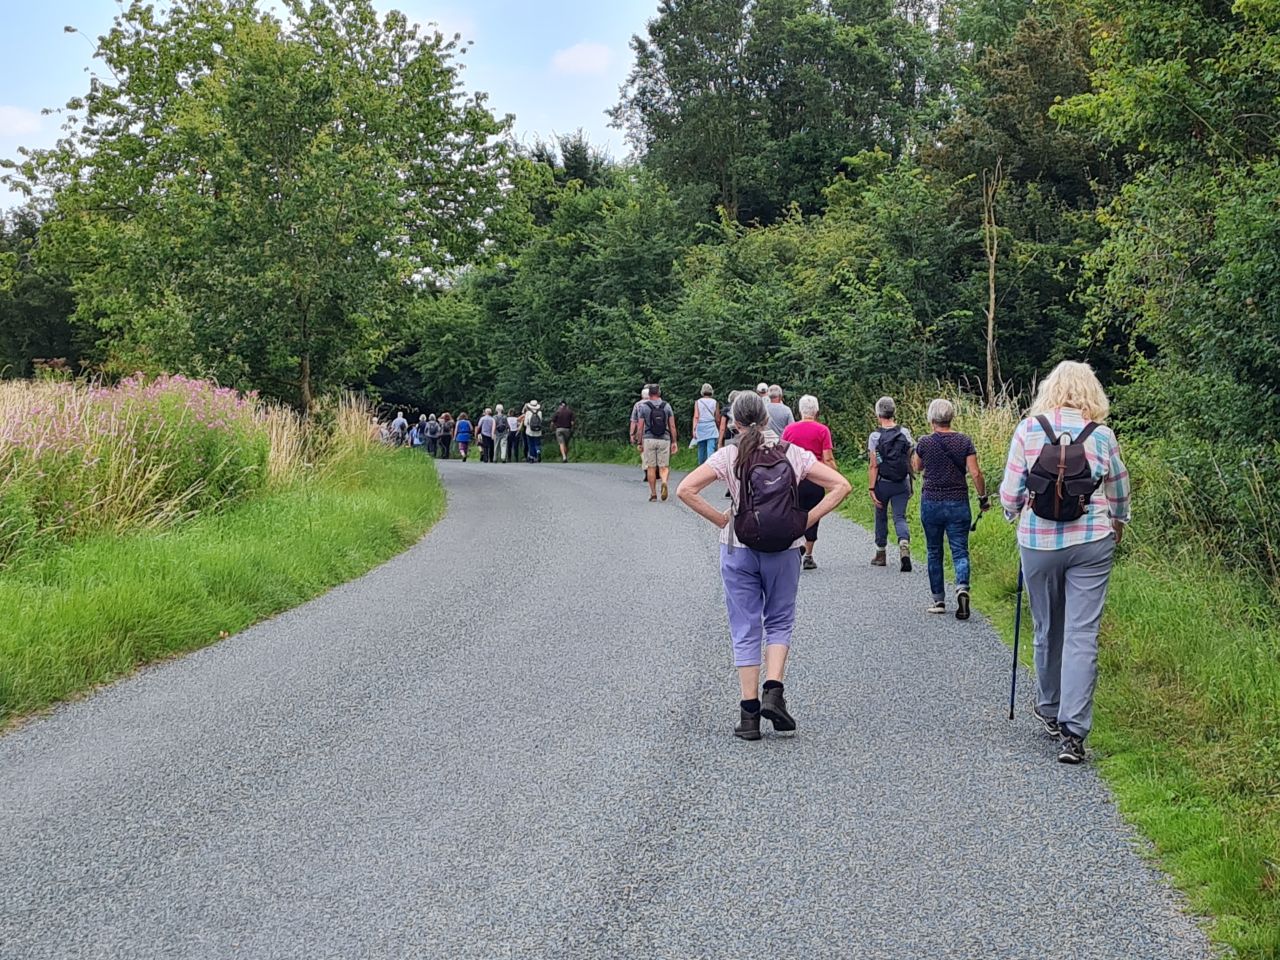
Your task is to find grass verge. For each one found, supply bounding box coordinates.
[0,448,444,725]
[839,463,1280,960]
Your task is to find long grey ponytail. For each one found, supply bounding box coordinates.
[730,391,770,485]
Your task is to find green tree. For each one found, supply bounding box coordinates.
[3,0,504,410]
[0,209,79,378]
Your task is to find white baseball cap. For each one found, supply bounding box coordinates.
[756,382,768,394]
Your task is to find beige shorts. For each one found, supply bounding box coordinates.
[642,437,671,468]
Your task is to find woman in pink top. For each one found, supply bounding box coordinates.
[781,394,837,570]
[677,392,850,741]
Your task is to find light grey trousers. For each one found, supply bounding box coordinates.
[1020,535,1117,740]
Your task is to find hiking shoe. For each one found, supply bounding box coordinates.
[899,541,912,573]
[1033,707,1061,737]
[648,494,657,502]
[760,687,796,735]
[927,600,946,614]
[1058,732,1087,764]
[802,554,817,571]
[661,480,669,501]
[956,589,971,621]
[734,706,762,741]
[871,550,887,567]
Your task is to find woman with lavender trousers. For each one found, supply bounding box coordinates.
[677,392,851,740]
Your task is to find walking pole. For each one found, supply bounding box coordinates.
[1009,562,1024,720]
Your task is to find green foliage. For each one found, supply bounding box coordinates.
[613,0,947,223]
[3,0,505,410]
[0,209,78,378]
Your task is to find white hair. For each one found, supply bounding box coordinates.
[768,384,783,400]
[641,387,650,399]
[798,394,819,418]
[927,398,955,426]
[875,396,896,419]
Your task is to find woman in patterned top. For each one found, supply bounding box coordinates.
[911,399,990,619]
[999,361,1130,765]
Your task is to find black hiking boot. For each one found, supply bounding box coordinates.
[734,706,762,741]
[760,686,796,735]
[1033,707,1061,737]
[899,540,912,572]
[802,553,817,571]
[1058,731,1087,764]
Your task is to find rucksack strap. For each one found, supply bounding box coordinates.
[1075,422,1100,446]
[1034,415,1058,445]
[924,434,968,474]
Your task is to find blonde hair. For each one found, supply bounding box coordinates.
[1030,361,1110,422]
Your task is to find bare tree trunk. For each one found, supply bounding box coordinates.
[982,158,1004,407]
[300,351,313,416]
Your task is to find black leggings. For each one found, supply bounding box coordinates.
[438,437,452,459]
[799,478,824,543]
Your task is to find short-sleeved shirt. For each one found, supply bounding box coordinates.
[781,420,833,462]
[552,406,574,430]
[478,415,495,437]
[766,402,795,435]
[915,431,976,502]
[867,426,914,461]
[706,436,817,548]
[522,404,543,436]
[455,419,473,443]
[639,400,675,439]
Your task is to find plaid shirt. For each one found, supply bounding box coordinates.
[999,408,1131,551]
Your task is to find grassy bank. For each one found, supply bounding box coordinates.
[835,398,1279,959]
[0,448,443,724]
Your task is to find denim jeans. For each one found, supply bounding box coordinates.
[873,478,911,547]
[920,498,972,601]
[526,435,543,462]
[697,437,717,464]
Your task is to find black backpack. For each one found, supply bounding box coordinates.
[645,400,669,438]
[528,408,543,431]
[1026,416,1102,522]
[495,414,509,435]
[876,427,911,483]
[733,443,809,553]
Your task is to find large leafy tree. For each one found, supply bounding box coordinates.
[612,0,943,224]
[3,0,505,410]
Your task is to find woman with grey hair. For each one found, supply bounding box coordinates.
[911,398,989,618]
[691,382,723,465]
[782,394,837,570]
[867,396,914,571]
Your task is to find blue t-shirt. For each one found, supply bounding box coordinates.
[916,431,976,502]
[455,420,473,444]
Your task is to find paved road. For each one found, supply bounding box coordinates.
[0,461,1211,960]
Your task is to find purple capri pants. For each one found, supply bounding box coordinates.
[719,544,802,667]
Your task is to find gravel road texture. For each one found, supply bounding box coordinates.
[0,460,1212,959]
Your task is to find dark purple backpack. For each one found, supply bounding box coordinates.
[1026,416,1102,522]
[733,442,809,552]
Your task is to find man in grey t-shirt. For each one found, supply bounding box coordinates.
[766,385,795,435]
[637,383,677,502]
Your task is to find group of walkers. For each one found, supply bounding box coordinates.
[382,400,577,464]
[675,360,1130,767]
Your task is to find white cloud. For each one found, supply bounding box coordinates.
[550,42,613,77]
[0,106,42,138]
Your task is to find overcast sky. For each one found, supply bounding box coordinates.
[0,0,658,211]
